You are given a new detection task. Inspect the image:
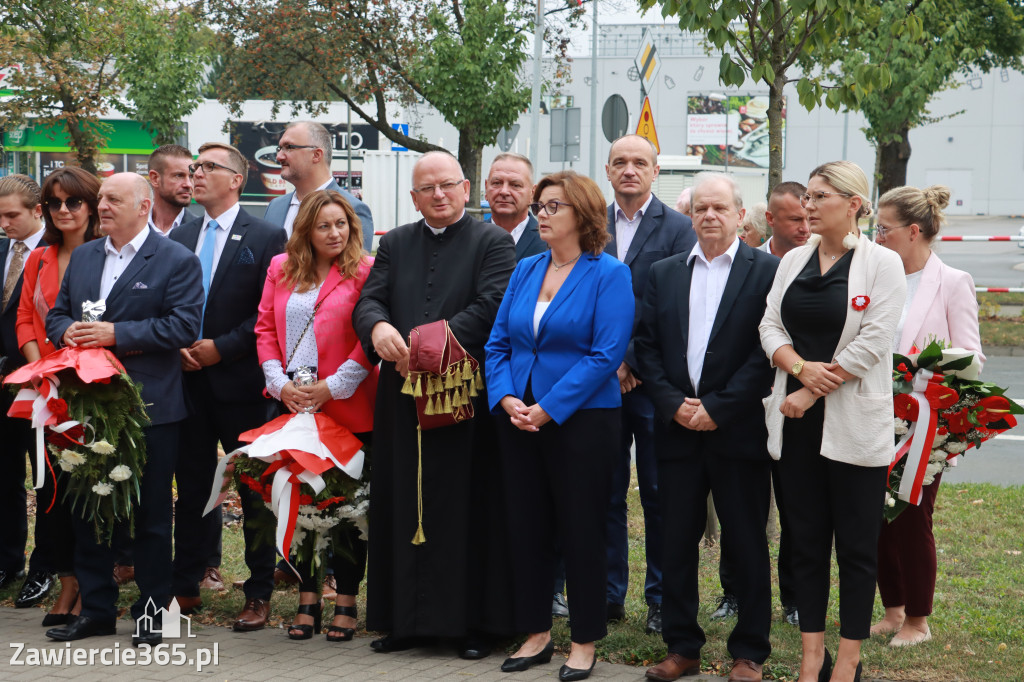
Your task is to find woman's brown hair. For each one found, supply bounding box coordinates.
[282,189,368,292]
[532,171,611,255]
[40,167,102,246]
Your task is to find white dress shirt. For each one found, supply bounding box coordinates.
[283,178,334,237]
[612,194,654,261]
[686,237,740,393]
[148,207,188,237]
[3,226,44,283]
[195,203,241,280]
[99,226,151,300]
[509,215,530,245]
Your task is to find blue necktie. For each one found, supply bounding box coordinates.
[198,219,218,336]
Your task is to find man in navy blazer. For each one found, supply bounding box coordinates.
[485,153,547,261]
[169,142,287,629]
[45,173,204,645]
[263,121,374,249]
[636,173,778,682]
[603,135,696,634]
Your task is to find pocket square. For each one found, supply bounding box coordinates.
[132,281,149,290]
[237,247,255,265]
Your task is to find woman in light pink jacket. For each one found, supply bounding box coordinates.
[871,185,983,647]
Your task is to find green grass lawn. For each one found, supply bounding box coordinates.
[4,478,1022,681]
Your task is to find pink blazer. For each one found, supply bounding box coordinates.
[255,253,378,434]
[898,252,985,365]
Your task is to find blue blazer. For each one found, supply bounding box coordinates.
[46,231,204,426]
[264,180,375,251]
[485,250,634,425]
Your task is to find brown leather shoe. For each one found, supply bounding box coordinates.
[173,595,202,615]
[728,659,763,682]
[322,575,337,601]
[233,598,270,631]
[646,653,701,681]
[273,567,299,586]
[199,567,226,592]
[113,564,135,586]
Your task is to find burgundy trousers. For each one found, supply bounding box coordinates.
[876,472,942,617]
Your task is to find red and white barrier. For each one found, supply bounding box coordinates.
[939,235,1024,241]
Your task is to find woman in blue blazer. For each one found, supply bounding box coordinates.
[486,171,633,681]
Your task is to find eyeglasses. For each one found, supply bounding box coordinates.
[799,190,852,207]
[44,197,86,213]
[275,144,318,153]
[412,179,466,196]
[875,223,909,239]
[530,200,572,216]
[189,161,241,176]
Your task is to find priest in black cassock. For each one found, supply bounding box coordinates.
[353,151,516,659]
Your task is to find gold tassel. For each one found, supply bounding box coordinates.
[443,391,453,414]
[455,387,465,407]
[412,375,423,398]
[411,426,426,545]
[432,375,443,394]
[475,370,485,390]
[468,380,478,398]
[442,371,454,389]
[424,395,436,415]
[401,373,414,395]
[461,360,473,381]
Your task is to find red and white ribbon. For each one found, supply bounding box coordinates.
[890,369,941,505]
[8,375,91,491]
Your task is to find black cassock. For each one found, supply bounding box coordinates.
[353,213,516,639]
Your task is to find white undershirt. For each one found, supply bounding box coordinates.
[283,178,334,237]
[894,270,924,351]
[533,301,550,337]
[613,194,654,261]
[510,215,530,245]
[99,226,151,300]
[686,237,740,392]
[195,203,240,279]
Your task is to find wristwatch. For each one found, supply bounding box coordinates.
[791,359,805,377]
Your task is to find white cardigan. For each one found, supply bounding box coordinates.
[759,233,907,466]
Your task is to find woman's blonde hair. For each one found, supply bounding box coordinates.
[878,185,950,243]
[809,161,872,219]
[282,190,367,292]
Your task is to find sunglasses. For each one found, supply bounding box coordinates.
[45,197,87,213]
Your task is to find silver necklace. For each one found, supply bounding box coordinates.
[552,253,582,270]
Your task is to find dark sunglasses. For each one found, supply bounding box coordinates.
[45,197,86,213]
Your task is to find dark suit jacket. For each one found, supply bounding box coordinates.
[0,235,46,371]
[46,230,204,426]
[171,208,286,402]
[634,240,778,460]
[264,180,374,251]
[605,195,695,371]
[515,214,547,261]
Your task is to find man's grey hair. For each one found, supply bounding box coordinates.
[289,121,333,158]
[691,171,743,210]
[490,153,533,182]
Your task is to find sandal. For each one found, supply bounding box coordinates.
[326,604,357,642]
[288,600,322,640]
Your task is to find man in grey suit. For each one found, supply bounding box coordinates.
[484,153,546,261]
[263,121,374,250]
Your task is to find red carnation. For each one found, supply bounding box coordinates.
[903,372,913,382]
[851,295,870,311]
[47,397,69,418]
[897,362,908,372]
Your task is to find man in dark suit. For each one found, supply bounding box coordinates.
[0,175,46,595]
[636,173,778,682]
[604,134,696,634]
[169,142,286,630]
[263,121,374,249]
[485,153,546,261]
[45,173,204,645]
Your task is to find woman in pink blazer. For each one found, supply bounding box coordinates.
[872,185,983,647]
[255,189,377,642]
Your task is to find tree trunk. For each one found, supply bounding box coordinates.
[878,125,911,196]
[765,77,785,201]
[458,130,483,217]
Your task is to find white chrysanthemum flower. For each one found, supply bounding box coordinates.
[109,465,132,482]
[843,232,860,250]
[314,534,331,553]
[933,432,948,446]
[92,481,114,496]
[929,449,948,463]
[885,494,897,508]
[291,529,307,550]
[946,441,968,454]
[90,440,116,455]
[894,418,909,436]
[59,449,86,470]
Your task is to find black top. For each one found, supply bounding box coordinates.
[781,249,853,393]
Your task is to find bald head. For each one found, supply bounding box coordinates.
[411,152,469,228]
[98,172,153,246]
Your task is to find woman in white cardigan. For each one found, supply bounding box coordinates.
[759,161,906,682]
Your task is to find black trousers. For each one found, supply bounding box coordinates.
[0,398,32,574]
[28,449,75,575]
[778,403,887,639]
[658,438,772,664]
[76,423,178,622]
[497,407,618,644]
[172,373,276,600]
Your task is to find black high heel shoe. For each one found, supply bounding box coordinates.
[326,604,357,642]
[854,661,862,682]
[817,649,833,682]
[288,600,322,640]
[500,640,555,672]
[558,653,596,681]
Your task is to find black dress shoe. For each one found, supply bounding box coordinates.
[458,635,492,660]
[0,568,26,591]
[46,615,116,641]
[645,603,663,635]
[559,654,597,681]
[711,594,739,619]
[552,592,570,618]
[133,618,163,647]
[501,640,555,672]
[606,602,625,622]
[370,634,418,653]
[15,570,55,608]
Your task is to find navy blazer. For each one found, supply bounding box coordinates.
[171,207,286,402]
[634,240,779,460]
[605,194,695,371]
[515,214,547,261]
[1,235,47,370]
[485,251,634,425]
[46,231,204,426]
[264,180,374,251]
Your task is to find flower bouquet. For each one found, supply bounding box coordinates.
[4,347,150,543]
[886,340,1021,521]
[205,412,369,575]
